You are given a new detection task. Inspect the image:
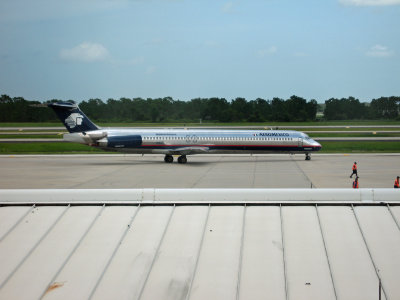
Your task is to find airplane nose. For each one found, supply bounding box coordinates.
[314,140,322,150]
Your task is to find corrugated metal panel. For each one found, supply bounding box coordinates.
[43,206,137,300]
[239,206,286,300]
[0,206,101,300]
[0,206,33,241]
[90,206,172,300]
[389,206,400,229]
[355,206,400,300]
[0,206,66,290]
[189,206,244,300]
[282,206,336,300]
[318,206,380,300]
[139,206,208,300]
[1,203,400,300]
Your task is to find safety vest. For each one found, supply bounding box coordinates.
[395,179,399,188]
[353,181,359,188]
[352,164,357,171]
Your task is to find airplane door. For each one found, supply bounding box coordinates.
[298,138,303,147]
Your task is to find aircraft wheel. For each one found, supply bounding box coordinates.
[164,155,173,163]
[178,155,187,164]
[305,154,311,161]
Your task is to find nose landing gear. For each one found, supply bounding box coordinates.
[305,153,311,161]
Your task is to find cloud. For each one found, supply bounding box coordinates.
[366,44,394,57]
[204,40,221,48]
[339,0,400,6]
[60,42,109,62]
[293,52,307,57]
[222,2,235,13]
[257,46,278,58]
[146,66,156,75]
[129,57,145,65]
[144,38,167,46]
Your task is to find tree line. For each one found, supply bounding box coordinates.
[0,94,399,123]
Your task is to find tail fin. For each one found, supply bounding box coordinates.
[48,102,99,133]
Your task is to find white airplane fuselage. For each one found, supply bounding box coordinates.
[65,128,322,155]
[49,102,321,163]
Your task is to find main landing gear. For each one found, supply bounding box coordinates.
[177,155,187,164]
[164,155,187,164]
[164,155,173,163]
[305,153,311,161]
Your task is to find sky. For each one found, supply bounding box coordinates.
[0,0,399,103]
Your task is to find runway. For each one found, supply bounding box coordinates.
[1,153,399,189]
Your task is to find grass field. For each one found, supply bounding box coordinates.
[1,141,399,154]
[307,132,400,138]
[0,143,104,154]
[319,141,400,153]
[298,128,400,132]
[0,134,62,139]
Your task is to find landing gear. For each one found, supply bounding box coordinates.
[178,155,187,164]
[305,153,311,161]
[164,155,173,163]
[164,155,187,164]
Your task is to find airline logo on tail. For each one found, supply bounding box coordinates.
[65,113,84,128]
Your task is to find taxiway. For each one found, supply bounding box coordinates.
[1,153,399,189]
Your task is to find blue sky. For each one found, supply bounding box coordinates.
[0,0,399,103]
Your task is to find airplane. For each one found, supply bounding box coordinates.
[48,101,322,163]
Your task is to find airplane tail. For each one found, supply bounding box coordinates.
[48,102,99,133]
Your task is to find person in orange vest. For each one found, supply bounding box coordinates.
[352,176,359,189]
[350,162,358,178]
[395,176,399,188]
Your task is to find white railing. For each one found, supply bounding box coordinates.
[0,189,398,205]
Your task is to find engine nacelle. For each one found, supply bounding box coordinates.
[99,135,142,148]
[87,131,108,140]
[77,131,108,144]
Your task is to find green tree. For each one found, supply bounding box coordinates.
[370,97,399,119]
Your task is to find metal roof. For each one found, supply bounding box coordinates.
[0,189,400,300]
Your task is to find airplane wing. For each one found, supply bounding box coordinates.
[164,146,210,155]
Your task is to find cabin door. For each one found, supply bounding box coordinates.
[298,138,303,147]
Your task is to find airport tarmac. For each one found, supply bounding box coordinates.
[1,153,399,189]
